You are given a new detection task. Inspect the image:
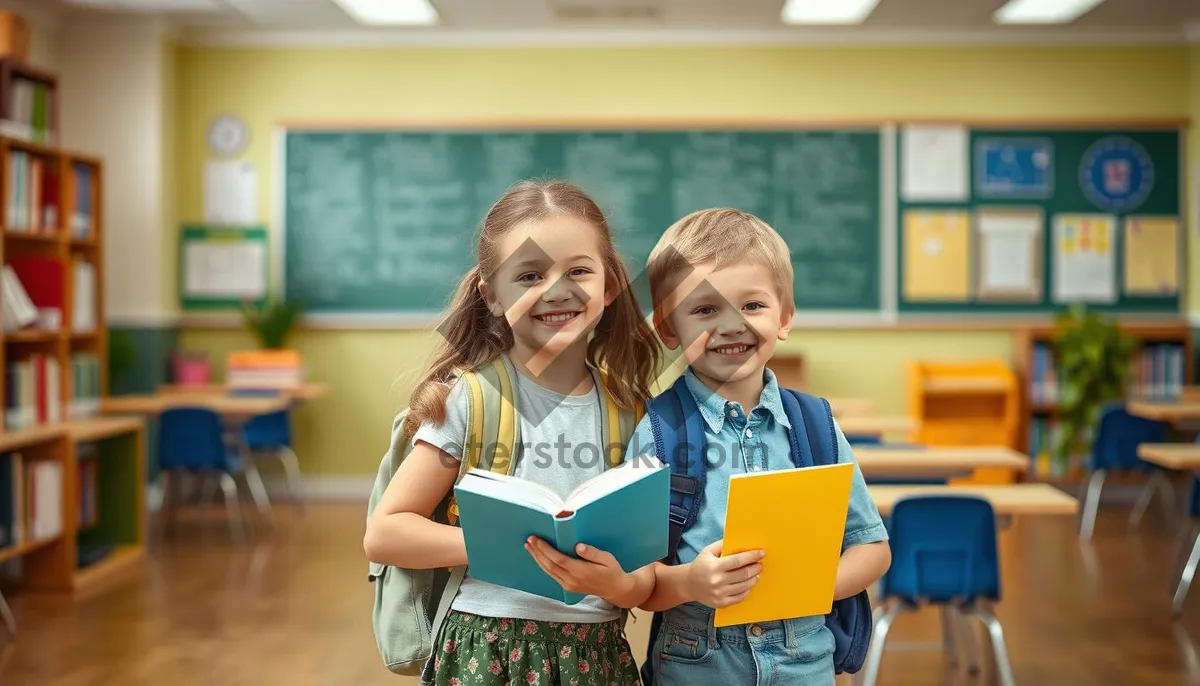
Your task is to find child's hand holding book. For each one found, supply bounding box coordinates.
[526,537,649,608]
[683,539,764,608]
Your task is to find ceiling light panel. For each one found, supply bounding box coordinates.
[993,0,1107,24]
[781,0,881,25]
[330,0,440,25]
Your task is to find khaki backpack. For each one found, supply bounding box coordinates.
[366,356,644,677]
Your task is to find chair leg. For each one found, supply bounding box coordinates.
[219,472,247,546]
[967,604,1016,686]
[1173,527,1200,617]
[939,606,959,669]
[955,605,981,676]
[861,601,904,686]
[0,590,14,637]
[277,446,306,514]
[1080,470,1106,541]
[242,462,274,524]
[1129,478,1159,530]
[1156,471,1180,529]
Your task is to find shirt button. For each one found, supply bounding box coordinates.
[729,408,738,417]
[745,428,753,438]
[750,624,763,637]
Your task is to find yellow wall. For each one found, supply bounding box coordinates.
[1191,46,1200,311]
[175,45,1192,476]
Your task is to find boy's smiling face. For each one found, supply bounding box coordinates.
[656,260,793,391]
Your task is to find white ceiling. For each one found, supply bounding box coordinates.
[47,0,1200,42]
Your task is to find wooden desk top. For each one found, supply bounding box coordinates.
[1137,443,1200,470]
[1127,400,1200,422]
[63,416,145,442]
[837,415,918,435]
[828,398,875,416]
[869,483,1078,517]
[103,392,291,417]
[157,382,329,402]
[854,446,1028,475]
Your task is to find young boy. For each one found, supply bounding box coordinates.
[631,208,891,685]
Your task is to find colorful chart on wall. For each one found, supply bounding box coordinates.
[1123,216,1179,296]
[1052,214,1116,304]
[901,209,971,301]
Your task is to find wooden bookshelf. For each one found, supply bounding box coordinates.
[0,62,139,600]
[1013,321,1194,484]
[908,360,1021,485]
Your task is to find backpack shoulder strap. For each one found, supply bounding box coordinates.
[446,359,522,524]
[596,368,646,468]
[646,374,706,564]
[779,389,839,468]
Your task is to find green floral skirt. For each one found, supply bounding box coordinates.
[424,610,641,686]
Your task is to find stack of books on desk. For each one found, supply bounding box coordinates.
[226,350,304,390]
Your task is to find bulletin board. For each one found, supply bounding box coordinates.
[178,224,270,310]
[895,125,1183,315]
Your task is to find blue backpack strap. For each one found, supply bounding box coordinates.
[642,374,707,686]
[780,387,872,676]
[646,374,707,565]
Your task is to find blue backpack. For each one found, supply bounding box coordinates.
[640,374,873,683]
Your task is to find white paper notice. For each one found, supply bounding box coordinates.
[1053,214,1116,304]
[204,160,258,225]
[184,241,267,300]
[978,210,1041,298]
[901,124,969,202]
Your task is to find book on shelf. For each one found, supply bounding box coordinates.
[71,259,96,333]
[5,149,58,234]
[70,162,92,240]
[452,457,669,604]
[7,256,62,330]
[0,452,62,549]
[1,263,36,332]
[715,462,854,627]
[0,452,20,548]
[227,349,305,390]
[68,352,100,419]
[6,353,61,430]
[0,76,55,145]
[77,442,98,528]
[1028,341,1186,406]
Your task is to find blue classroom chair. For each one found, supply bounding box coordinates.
[230,388,306,513]
[156,407,247,543]
[861,495,1014,686]
[1078,403,1173,541]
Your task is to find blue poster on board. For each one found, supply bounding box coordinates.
[1079,136,1154,212]
[976,138,1053,198]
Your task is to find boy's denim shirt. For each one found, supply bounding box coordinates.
[625,367,888,683]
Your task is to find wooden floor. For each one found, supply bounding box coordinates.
[3,503,1200,685]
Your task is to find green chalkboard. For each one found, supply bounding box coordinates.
[896,128,1183,314]
[282,128,882,316]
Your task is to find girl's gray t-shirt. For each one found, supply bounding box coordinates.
[411,361,620,623]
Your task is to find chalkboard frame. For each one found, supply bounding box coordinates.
[274,119,894,327]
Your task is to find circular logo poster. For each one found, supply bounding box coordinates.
[1079,136,1153,212]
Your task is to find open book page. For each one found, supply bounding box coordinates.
[459,469,565,514]
[564,455,665,511]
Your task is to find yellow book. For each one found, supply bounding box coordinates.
[714,462,854,628]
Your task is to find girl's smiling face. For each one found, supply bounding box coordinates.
[481,214,614,367]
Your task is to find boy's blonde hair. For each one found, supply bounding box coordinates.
[646,208,794,315]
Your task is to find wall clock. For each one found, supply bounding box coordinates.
[207,115,249,157]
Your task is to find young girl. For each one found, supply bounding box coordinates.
[364,180,662,686]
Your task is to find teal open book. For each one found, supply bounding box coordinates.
[453,457,669,604]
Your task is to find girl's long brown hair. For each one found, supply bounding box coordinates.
[403,180,661,435]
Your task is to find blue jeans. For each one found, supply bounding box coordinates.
[650,602,836,686]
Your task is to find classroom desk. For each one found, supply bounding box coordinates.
[1127,400,1200,423]
[102,392,291,418]
[868,483,1078,517]
[157,382,330,403]
[828,398,875,417]
[836,415,918,436]
[855,446,1028,478]
[1134,443,1200,616]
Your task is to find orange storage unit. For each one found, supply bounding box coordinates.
[908,360,1021,484]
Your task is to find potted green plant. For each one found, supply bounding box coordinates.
[1049,305,1139,473]
[240,297,305,350]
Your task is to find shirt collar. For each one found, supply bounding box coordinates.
[682,366,791,433]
